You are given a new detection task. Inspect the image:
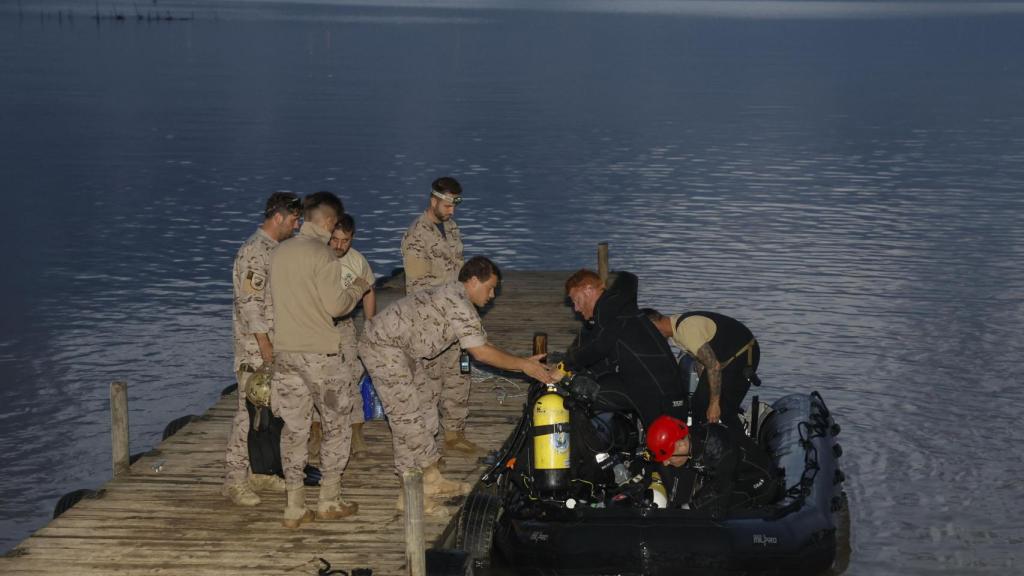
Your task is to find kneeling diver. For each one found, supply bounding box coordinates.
[559,270,688,427]
[646,415,780,517]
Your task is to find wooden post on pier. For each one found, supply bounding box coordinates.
[110,381,130,478]
[402,470,426,576]
[533,332,548,357]
[597,242,610,284]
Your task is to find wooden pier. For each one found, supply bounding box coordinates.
[0,271,579,575]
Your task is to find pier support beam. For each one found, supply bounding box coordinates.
[533,332,548,357]
[110,381,130,478]
[403,469,426,576]
[597,242,609,284]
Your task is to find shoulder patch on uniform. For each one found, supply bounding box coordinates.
[248,272,266,292]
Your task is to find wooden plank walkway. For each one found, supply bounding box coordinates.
[0,271,578,576]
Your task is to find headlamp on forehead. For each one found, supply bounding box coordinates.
[431,190,463,205]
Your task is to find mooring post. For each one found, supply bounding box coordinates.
[403,469,426,576]
[110,381,130,478]
[533,332,548,357]
[597,242,610,284]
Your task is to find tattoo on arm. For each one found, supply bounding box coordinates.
[696,343,722,401]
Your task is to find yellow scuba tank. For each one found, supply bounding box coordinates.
[532,387,571,492]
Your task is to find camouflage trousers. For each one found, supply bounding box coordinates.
[223,365,257,486]
[337,319,366,425]
[357,340,441,474]
[271,351,355,489]
[425,345,471,433]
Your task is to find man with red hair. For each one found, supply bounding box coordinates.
[558,269,687,426]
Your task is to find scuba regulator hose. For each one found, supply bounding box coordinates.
[481,380,553,484]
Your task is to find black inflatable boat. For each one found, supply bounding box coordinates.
[455,387,848,575]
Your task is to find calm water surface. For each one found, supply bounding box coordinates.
[1,1,1023,573]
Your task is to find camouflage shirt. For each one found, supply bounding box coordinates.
[232,228,278,371]
[401,211,463,293]
[361,281,486,360]
[334,247,375,326]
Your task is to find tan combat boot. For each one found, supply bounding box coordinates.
[317,478,358,521]
[444,430,485,455]
[423,464,471,498]
[282,486,315,529]
[396,481,451,518]
[250,474,286,493]
[222,481,260,506]
[350,422,368,459]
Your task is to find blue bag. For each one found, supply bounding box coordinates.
[360,372,385,421]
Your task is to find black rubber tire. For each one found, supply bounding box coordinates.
[455,483,502,568]
[162,414,198,440]
[425,548,471,576]
[53,489,97,519]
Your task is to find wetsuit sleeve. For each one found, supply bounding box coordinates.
[564,322,617,372]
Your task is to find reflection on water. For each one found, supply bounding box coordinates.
[1,3,1023,573]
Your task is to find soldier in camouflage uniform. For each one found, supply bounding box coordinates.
[224,192,301,507]
[329,214,376,459]
[358,256,555,514]
[269,192,372,529]
[400,176,480,454]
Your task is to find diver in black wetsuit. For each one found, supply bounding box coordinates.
[647,415,780,516]
[557,269,688,427]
